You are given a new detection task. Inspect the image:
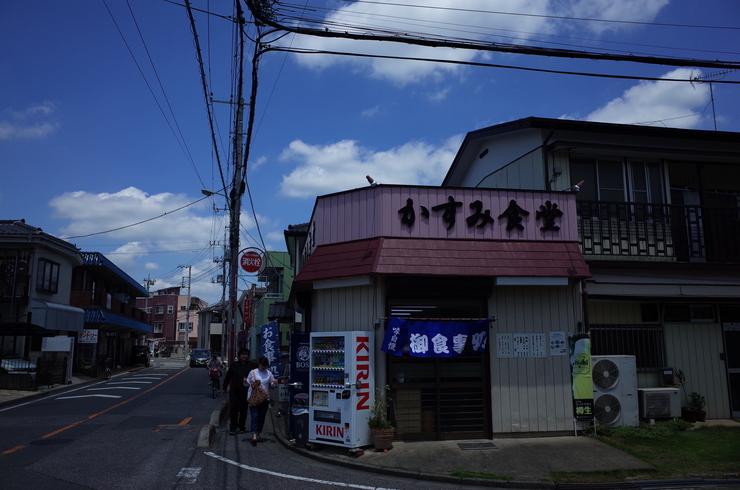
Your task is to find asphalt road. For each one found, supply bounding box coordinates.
[0,360,481,490]
[5,360,736,490]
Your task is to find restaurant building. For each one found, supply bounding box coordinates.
[290,185,590,439]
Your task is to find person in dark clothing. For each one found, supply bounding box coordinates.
[222,347,257,435]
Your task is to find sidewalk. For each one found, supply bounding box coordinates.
[264,408,740,489]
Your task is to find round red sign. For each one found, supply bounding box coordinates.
[240,250,264,274]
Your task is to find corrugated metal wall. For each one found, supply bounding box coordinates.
[488,284,582,434]
[665,323,730,419]
[589,299,731,419]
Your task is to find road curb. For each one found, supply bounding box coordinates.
[198,399,228,448]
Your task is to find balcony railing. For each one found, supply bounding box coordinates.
[70,290,150,323]
[576,200,740,263]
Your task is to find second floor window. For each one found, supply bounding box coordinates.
[153,323,163,333]
[36,258,60,293]
[571,157,664,204]
[178,322,193,331]
[168,305,174,314]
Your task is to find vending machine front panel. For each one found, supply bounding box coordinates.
[308,331,374,448]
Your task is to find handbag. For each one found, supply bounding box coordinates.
[248,369,270,407]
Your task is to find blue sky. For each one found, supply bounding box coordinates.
[2,0,739,305]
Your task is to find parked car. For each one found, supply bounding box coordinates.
[0,358,37,379]
[190,349,211,367]
[130,346,151,367]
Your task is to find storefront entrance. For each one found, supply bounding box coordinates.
[390,355,489,440]
[386,287,491,441]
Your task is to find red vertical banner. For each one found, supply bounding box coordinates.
[243,296,251,327]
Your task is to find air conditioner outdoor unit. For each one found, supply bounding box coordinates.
[638,388,682,419]
[591,355,639,427]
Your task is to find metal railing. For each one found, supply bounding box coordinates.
[576,201,740,263]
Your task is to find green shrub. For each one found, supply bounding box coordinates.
[587,419,692,440]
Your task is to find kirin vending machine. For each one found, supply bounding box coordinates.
[308,331,374,448]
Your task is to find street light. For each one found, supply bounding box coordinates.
[201,189,226,197]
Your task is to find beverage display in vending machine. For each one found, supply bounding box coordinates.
[308,331,374,448]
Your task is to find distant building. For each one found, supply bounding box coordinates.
[136,286,206,355]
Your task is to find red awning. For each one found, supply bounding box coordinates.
[294,237,590,284]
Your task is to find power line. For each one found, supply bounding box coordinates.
[183,0,230,207]
[262,46,740,84]
[339,0,740,31]
[60,195,210,239]
[102,0,205,187]
[246,0,740,70]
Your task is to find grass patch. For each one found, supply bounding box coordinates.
[551,422,740,484]
[449,470,513,481]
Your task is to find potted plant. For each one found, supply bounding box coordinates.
[688,392,707,422]
[368,385,394,450]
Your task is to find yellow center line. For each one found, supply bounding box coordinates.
[1,367,188,454]
[2,445,25,455]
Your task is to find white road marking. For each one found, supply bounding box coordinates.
[88,387,141,391]
[204,452,399,490]
[176,467,201,484]
[107,381,153,384]
[56,394,121,400]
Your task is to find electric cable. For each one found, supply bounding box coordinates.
[61,195,210,239]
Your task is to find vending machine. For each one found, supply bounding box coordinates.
[308,331,374,448]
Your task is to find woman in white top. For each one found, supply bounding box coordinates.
[246,356,277,446]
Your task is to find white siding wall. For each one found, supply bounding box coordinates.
[479,148,543,190]
[310,280,388,387]
[665,323,730,419]
[489,284,582,434]
[589,300,731,418]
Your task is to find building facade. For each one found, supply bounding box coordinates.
[287,117,739,439]
[443,117,740,422]
[136,286,205,356]
[290,185,590,439]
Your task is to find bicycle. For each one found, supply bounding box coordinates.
[208,367,221,398]
[99,358,112,380]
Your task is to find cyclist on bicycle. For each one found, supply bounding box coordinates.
[208,353,223,390]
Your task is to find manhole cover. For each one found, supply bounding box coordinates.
[458,442,498,450]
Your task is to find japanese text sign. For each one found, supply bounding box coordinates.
[260,321,281,376]
[381,317,489,357]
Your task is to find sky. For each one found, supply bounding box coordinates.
[1,0,739,306]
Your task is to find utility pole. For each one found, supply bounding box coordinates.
[179,265,192,360]
[228,96,245,364]
[143,275,156,345]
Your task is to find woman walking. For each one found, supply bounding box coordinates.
[246,356,277,446]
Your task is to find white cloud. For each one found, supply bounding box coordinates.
[582,68,710,128]
[362,106,380,118]
[278,136,463,198]
[428,87,451,101]
[558,0,670,35]
[281,0,670,84]
[107,242,150,269]
[49,187,217,241]
[0,101,59,140]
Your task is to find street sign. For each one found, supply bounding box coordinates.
[239,248,265,274]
